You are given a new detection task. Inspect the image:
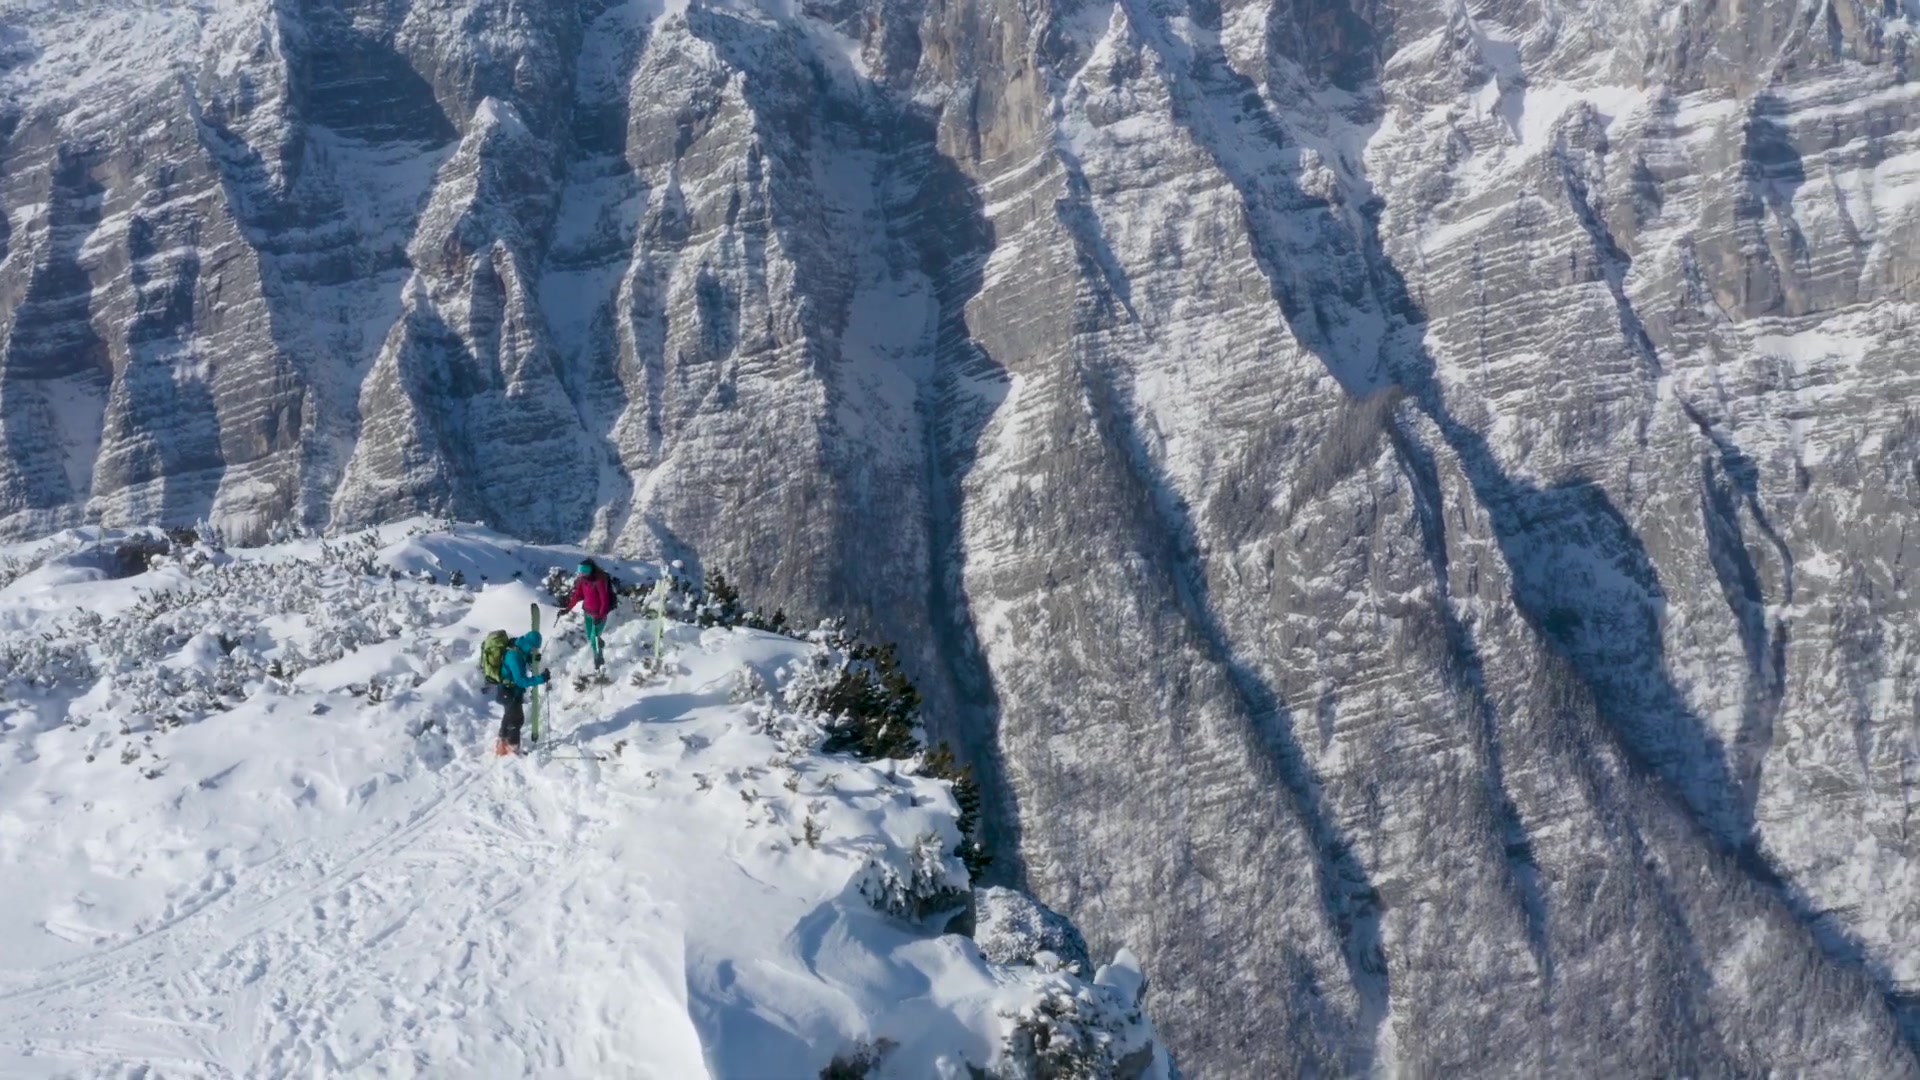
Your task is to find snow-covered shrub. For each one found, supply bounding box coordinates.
[792,637,921,761]
[975,887,1093,974]
[784,631,991,872]
[672,575,993,877]
[729,664,770,705]
[610,569,653,607]
[543,566,572,603]
[857,831,968,922]
[0,544,471,744]
[317,531,383,577]
[261,518,314,545]
[24,552,469,740]
[996,953,1159,1080]
[693,569,747,627]
[0,629,93,693]
[655,566,788,633]
[112,535,170,577]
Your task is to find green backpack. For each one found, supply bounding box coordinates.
[479,630,511,685]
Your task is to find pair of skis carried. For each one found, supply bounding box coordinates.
[515,602,603,760]
[528,601,545,745]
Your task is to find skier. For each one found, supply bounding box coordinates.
[494,630,549,756]
[562,558,617,670]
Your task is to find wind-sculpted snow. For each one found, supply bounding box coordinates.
[0,521,1167,1077]
[1,0,1919,1073]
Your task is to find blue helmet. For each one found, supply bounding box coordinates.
[519,629,542,650]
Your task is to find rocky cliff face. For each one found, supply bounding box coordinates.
[3,0,1918,1073]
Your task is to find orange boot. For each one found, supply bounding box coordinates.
[495,738,512,757]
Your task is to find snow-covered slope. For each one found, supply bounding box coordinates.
[0,522,1166,1078]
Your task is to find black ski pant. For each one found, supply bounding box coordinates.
[498,685,526,747]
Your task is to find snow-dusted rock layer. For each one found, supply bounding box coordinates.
[2,0,1919,1073]
[0,523,1166,1078]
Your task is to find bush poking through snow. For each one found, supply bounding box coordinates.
[857,832,969,922]
[0,545,469,748]
[923,743,992,878]
[800,639,922,762]
[681,579,995,880]
[655,565,790,634]
[113,535,171,577]
[819,1038,899,1079]
[317,531,386,577]
[996,954,1159,1080]
[975,887,1093,974]
[543,565,573,604]
[695,570,748,627]
[783,631,991,877]
[729,664,770,705]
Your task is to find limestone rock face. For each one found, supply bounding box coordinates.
[4,0,1920,1073]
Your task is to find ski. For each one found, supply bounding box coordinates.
[651,577,668,664]
[528,601,543,744]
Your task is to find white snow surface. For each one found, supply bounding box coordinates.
[0,521,1164,1078]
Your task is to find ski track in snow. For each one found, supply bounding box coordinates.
[0,712,693,1077]
[0,521,1164,1079]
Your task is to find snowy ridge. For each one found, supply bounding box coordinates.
[0,521,1167,1078]
[5,0,1920,1073]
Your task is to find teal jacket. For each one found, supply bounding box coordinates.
[500,631,548,690]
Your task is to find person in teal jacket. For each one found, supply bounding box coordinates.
[496,630,549,756]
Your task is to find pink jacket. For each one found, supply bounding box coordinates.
[566,572,615,619]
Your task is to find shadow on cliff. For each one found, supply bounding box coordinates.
[1037,5,1392,1066]
[1118,0,1919,1054]
[539,2,683,548]
[187,13,457,530]
[2,141,230,530]
[0,143,110,516]
[1074,342,1393,1067]
[674,6,1027,886]
[889,96,1028,891]
[0,110,15,269]
[298,11,460,146]
[111,212,229,529]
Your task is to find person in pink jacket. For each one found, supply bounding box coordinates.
[562,558,617,669]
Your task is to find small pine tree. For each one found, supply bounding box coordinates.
[663,569,996,879]
[699,571,747,627]
[809,643,922,762]
[923,743,992,879]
